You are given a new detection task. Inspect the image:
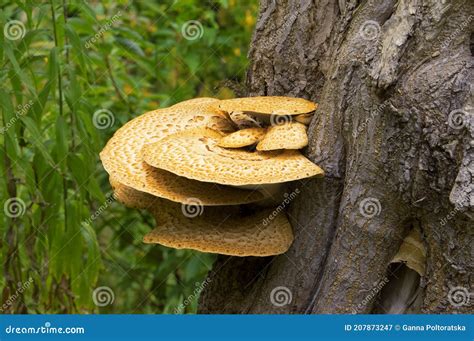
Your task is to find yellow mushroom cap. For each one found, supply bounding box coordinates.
[228,111,263,129]
[144,202,294,257]
[142,127,324,186]
[294,113,314,125]
[100,103,263,205]
[257,122,308,151]
[170,97,219,109]
[110,177,159,209]
[391,229,426,276]
[213,96,317,115]
[217,127,267,148]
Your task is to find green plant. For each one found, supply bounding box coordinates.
[0,0,257,313]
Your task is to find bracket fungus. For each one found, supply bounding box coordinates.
[100,96,324,257]
[142,128,323,187]
[213,96,317,116]
[144,204,293,257]
[217,127,267,148]
[99,103,262,205]
[256,122,308,151]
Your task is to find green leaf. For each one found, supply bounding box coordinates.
[54,115,68,172]
[21,116,54,164]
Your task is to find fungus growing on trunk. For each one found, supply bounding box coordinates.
[213,96,317,116]
[110,179,292,256]
[100,96,324,257]
[217,127,267,148]
[99,101,262,205]
[144,203,293,257]
[256,122,308,151]
[142,127,323,187]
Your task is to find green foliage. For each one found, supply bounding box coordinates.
[0,0,257,313]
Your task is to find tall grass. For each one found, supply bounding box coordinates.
[0,0,257,313]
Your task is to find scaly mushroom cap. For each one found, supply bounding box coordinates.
[144,203,294,256]
[100,103,264,205]
[218,127,267,148]
[110,179,292,256]
[214,96,317,116]
[110,177,159,209]
[256,122,308,151]
[142,127,324,186]
[170,97,219,109]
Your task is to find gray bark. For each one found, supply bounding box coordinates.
[199,0,473,314]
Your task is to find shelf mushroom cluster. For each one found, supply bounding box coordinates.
[100,96,324,257]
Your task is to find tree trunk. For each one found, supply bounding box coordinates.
[199,0,473,314]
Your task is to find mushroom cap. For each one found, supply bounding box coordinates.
[256,122,308,151]
[111,163,265,208]
[170,97,219,109]
[110,177,293,256]
[294,113,314,125]
[144,202,294,256]
[100,103,263,205]
[217,127,267,148]
[213,96,317,116]
[228,111,263,129]
[391,228,426,276]
[110,177,159,209]
[142,127,324,186]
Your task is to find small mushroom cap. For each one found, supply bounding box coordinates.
[100,103,262,205]
[142,127,324,186]
[228,111,263,129]
[214,96,317,115]
[218,127,267,148]
[256,122,308,151]
[144,202,294,256]
[391,229,426,276]
[294,113,314,125]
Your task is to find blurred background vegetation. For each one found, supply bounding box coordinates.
[0,0,257,313]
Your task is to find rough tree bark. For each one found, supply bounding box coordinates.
[199,0,473,313]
